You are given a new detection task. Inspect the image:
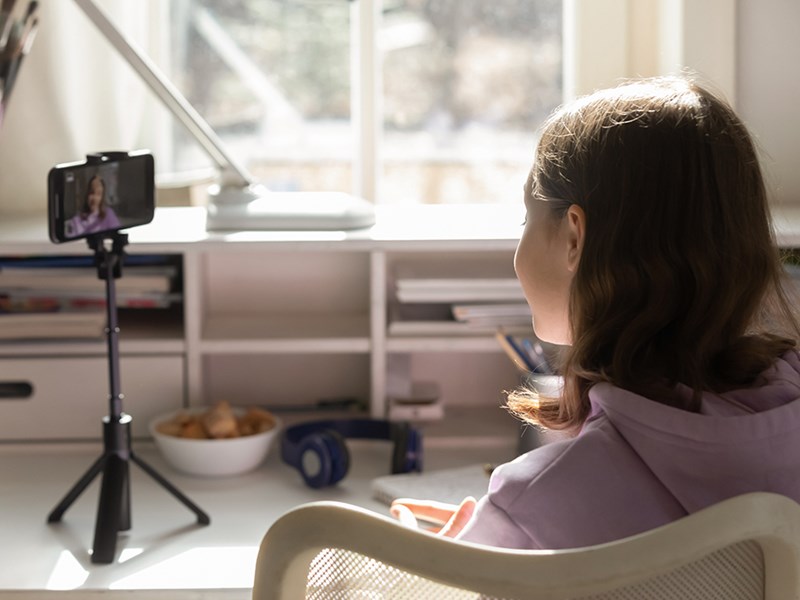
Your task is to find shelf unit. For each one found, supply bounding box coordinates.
[3,202,800,447]
[0,205,558,448]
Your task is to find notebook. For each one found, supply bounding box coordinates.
[371,463,493,506]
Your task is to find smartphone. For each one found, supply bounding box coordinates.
[48,150,155,244]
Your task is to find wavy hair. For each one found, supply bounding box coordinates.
[507,76,800,431]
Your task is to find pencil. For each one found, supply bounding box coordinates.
[495,329,531,373]
[505,332,536,371]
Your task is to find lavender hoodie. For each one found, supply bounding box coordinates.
[457,350,800,549]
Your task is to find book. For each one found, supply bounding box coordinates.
[0,267,174,293]
[451,303,531,321]
[0,312,106,340]
[394,261,517,283]
[2,290,181,309]
[396,287,525,303]
[394,263,523,303]
[396,279,524,303]
[451,302,531,327]
[371,463,493,506]
[388,320,500,336]
[387,302,532,336]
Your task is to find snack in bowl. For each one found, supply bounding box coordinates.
[150,401,281,477]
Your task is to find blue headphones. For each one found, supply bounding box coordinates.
[281,419,422,489]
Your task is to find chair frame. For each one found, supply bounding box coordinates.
[252,492,800,599]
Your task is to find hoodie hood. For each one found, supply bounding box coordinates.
[588,350,800,513]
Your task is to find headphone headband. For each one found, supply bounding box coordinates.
[281,418,422,488]
[282,419,399,449]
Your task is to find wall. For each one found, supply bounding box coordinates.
[565,0,798,207]
[736,0,800,207]
[0,1,168,217]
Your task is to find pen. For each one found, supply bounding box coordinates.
[522,338,552,374]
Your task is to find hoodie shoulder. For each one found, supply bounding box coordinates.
[588,368,800,513]
[477,415,686,549]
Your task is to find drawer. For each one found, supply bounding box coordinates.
[0,356,184,441]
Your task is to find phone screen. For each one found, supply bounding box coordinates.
[48,151,155,244]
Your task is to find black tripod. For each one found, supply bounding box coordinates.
[47,232,210,564]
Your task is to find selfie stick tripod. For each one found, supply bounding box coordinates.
[47,232,210,564]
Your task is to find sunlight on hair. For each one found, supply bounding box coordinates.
[565,77,702,121]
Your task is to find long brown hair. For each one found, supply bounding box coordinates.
[507,76,800,431]
[80,174,108,219]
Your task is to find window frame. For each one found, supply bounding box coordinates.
[157,0,736,204]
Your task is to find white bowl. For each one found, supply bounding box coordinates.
[149,407,282,477]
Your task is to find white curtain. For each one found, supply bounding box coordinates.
[0,0,169,216]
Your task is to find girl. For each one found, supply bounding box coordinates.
[66,174,120,237]
[393,76,800,549]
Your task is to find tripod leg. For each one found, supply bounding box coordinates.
[48,453,107,523]
[91,453,127,564]
[119,456,131,531]
[131,453,211,525]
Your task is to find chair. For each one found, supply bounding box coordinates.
[252,492,800,599]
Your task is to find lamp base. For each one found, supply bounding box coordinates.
[206,184,376,231]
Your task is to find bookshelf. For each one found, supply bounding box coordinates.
[0,204,533,448]
[3,202,800,447]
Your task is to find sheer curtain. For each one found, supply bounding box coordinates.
[0,0,168,217]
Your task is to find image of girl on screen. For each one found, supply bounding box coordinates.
[65,174,121,238]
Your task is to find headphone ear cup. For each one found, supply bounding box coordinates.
[391,422,421,473]
[390,423,408,474]
[405,427,422,472]
[324,429,350,485]
[297,429,350,489]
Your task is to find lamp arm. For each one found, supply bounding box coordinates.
[72,0,253,187]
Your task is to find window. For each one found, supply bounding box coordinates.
[168,0,562,205]
[380,1,562,205]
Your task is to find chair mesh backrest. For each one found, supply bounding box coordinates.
[303,540,764,600]
[577,540,764,600]
[306,548,478,599]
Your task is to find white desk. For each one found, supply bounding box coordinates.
[3,203,799,598]
[0,440,513,599]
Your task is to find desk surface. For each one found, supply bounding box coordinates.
[2,201,800,252]
[0,441,513,599]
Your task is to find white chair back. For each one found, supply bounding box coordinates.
[253,492,800,599]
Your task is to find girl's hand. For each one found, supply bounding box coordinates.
[390,496,476,538]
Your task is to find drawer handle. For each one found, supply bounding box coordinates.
[0,382,33,399]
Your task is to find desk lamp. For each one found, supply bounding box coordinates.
[73,0,376,231]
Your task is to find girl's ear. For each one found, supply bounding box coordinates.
[566,204,585,272]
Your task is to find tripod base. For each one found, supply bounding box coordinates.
[48,414,210,564]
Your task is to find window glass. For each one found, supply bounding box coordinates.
[381,0,562,205]
[169,0,353,192]
[169,0,561,204]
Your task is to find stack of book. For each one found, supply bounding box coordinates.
[0,255,180,341]
[451,303,531,328]
[389,262,531,336]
